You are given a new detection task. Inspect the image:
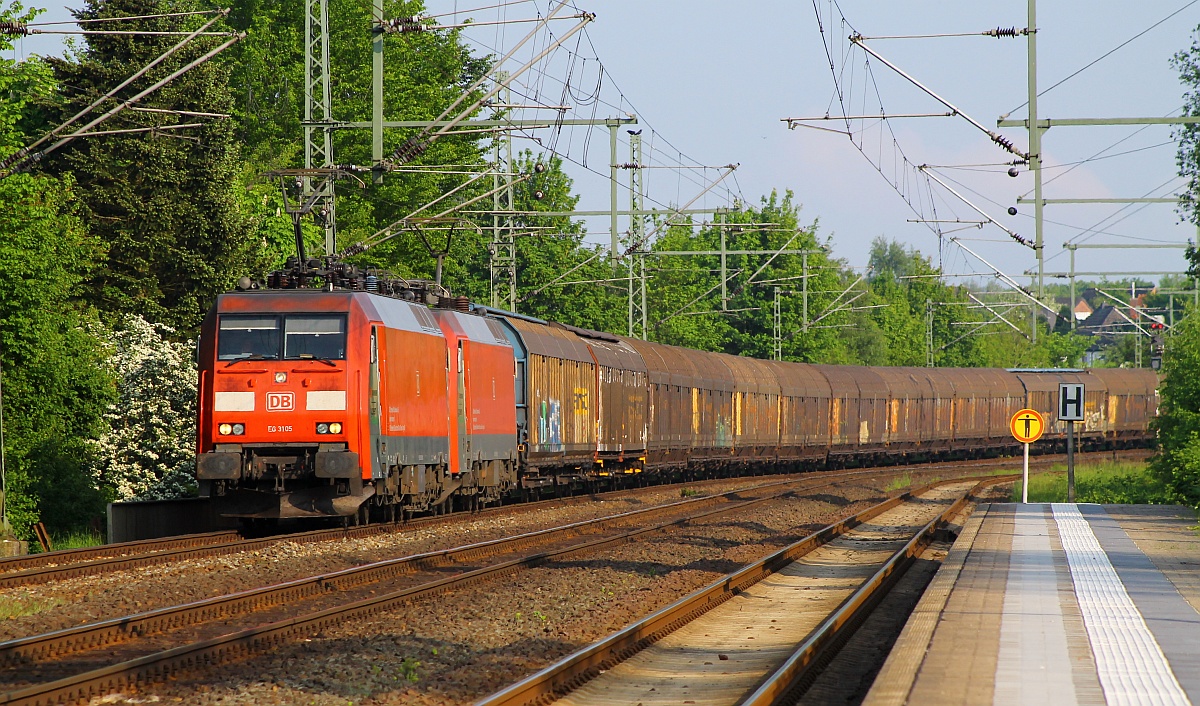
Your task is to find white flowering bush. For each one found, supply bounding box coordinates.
[89,316,198,501]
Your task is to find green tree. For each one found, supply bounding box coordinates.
[508,152,626,332]
[222,0,494,283]
[1174,29,1200,227]
[1150,311,1200,507]
[34,0,262,332]
[0,4,115,538]
[863,238,982,367]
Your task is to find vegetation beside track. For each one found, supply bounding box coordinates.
[1013,462,1177,505]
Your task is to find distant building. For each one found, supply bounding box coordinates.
[1078,304,1128,341]
[1073,298,1093,322]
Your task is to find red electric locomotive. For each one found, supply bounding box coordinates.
[196,280,518,520]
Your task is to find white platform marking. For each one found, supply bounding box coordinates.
[1052,503,1190,706]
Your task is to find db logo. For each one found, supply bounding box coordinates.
[266,391,295,412]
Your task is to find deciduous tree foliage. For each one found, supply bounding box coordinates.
[88,316,198,501]
[222,0,494,275]
[35,0,264,332]
[0,6,115,538]
[1151,309,1200,507]
[1174,28,1200,227]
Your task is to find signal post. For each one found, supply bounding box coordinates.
[1059,383,1085,502]
[1010,408,1044,503]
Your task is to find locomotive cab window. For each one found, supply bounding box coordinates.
[285,315,347,360]
[218,316,281,360]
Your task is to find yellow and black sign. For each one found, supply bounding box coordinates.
[1010,408,1045,444]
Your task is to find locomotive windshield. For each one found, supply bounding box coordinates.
[284,315,346,360]
[218,316,280,360]
[217,314,346,361]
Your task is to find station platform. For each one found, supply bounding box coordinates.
[865,503,1200,706]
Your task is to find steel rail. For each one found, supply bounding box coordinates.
[0,473,901,706]
[0,449,1144,589]
[741,477,1002,705]
[0,468,833,589]
[0,476,819,670]
[476,475,1012,706]
[0,531,240,575]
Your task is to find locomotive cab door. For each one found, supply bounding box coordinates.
[369,327,383,478]
[456,341,469,476]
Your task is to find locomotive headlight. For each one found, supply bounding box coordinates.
[232,423,245,435]
[317,423,329,434]
[218,423,233,435]
[329,422,342,434]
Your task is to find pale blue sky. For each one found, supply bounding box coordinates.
[10,1,1200,286]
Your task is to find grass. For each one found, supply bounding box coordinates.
[29,529,105,554]
[0,595,62,620]
[1011,462,1175,505]
[884,473,912,492]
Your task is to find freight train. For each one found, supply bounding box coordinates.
[194,269,1158,521]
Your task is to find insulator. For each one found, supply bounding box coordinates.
[384,16,425,33]
[392,136,430,165]
[0,21,29,36]
[534,190,545,201]
[0,147,28,171]
[534,162,546,173]
[366,275,379,292]
[986,26,1021,38]
[991,133,1015,152]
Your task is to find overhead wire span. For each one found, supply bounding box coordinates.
[1001,0,1200,118]
[849,34,1029,160]
[1,20,243,176]
[853,28,1030,40]
[25,9,224,25]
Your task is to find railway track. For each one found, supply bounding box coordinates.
[478,475,1006,706]
[0,471,811,590]
[0,468,918,706]
[0,449,1141,591]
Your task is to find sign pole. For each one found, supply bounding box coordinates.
[1058,382,1084,504]
[1022,442,1029,504]
[1067,421,1075,503]
[1011,407,1044,505]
